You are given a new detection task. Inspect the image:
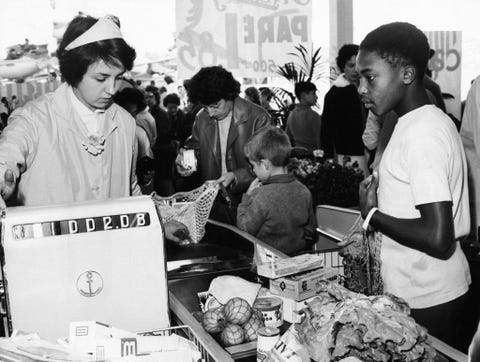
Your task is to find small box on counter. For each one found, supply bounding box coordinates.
[269,267,338,301]
[256,254,324,279]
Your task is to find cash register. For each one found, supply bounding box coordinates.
[0,196,170,341]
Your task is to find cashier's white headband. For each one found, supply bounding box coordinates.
[64,17,123,51]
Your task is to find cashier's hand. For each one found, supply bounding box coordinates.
[359,171,378,219]
[0,168,16,212]
[164,219,191,244]
[216,172,236,188]
[246,178,262,195]
[175,148,194,177]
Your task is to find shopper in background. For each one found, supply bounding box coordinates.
[237,126,316,256]
[244,86,261,105]
[113,87,155,194]
[285,81,322,152]
[354,22,470,350]
[177,66,271,223]
[165,92,194,147]
[173,80,202,192]
[145,85,170,146]
[144,85,175,196]
[134,89,157,148]
[0,14,186,241]
[163,93,186,142]
[177,79,199,147]
[0,100,8,129]
[154,92,184,195]
[321,44,368,176]
[461,75,480,245]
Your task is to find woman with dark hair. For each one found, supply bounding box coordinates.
[0,14,186,241]
[321,43,369,176]
[176,66,271,223]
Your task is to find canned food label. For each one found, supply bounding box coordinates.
[257,327,280,362]
[254,297,283,328]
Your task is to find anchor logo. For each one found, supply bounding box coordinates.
[77,271,103,297]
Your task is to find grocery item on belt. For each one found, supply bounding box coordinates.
[209,275,261,306]
[296,280,436,362]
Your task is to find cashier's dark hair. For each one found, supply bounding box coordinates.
[57,15,136,87]
[360,22,429,80]
[186,66,241,105]
[244,126,291,167]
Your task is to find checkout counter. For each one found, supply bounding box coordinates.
[166,210,469,362]
[0,199,470,361]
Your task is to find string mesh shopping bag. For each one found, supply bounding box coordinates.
[340,215,383,295]
[152,181,219,243]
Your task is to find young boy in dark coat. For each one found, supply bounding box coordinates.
[237,126,316,256]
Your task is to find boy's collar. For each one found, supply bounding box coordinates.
[263,173,295,185]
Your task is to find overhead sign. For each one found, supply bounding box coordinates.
[425,31,462,119]
[176,0,312,79]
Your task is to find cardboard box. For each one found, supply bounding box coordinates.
[269,267,338,301]
[256,254,324,279]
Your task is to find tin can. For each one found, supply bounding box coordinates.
[256,326,280,362]
[253,297,283,328]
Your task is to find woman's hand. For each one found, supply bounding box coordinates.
[216,172,236,188]
[0,168,16,212]
[175,148,195,177]
[164,219,191,244]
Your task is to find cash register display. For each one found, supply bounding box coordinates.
[1,196,169,341]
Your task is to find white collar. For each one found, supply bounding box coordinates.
[332,74,351,88]
[68,86,105,118]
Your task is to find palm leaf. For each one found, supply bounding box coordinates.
[279,43,326,84]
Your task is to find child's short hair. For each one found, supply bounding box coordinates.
[244,126,291,167]
[294,82,316,100]
[360,22,429,80]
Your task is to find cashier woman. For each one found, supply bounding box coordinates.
[0,14,187,242]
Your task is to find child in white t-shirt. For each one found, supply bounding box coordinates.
[354,22,471,350]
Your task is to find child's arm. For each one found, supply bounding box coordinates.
[236,191,266,237]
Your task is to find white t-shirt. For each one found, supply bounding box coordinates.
[378,105,471,309]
